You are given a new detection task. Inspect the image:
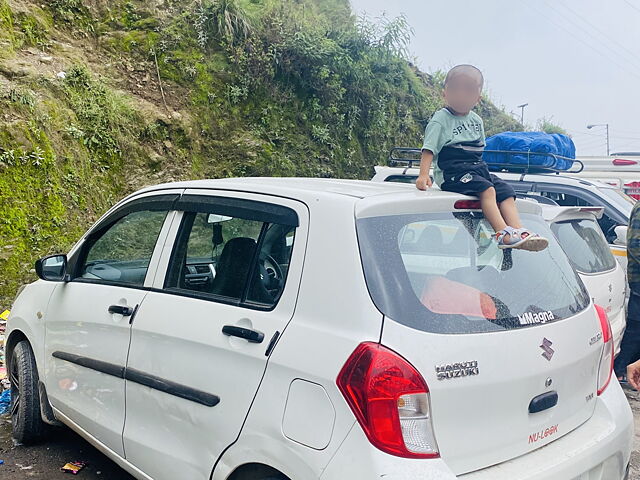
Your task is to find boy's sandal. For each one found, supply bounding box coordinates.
[496,227,549,251]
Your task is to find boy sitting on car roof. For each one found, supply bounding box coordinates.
[416,64,548,251]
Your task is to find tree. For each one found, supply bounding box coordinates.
[536,116,569,135]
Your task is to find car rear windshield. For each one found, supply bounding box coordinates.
[550,218,617,274]
[357,212,590,334]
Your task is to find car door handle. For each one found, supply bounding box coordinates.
[108,304,135,316]
[222,325,264,344]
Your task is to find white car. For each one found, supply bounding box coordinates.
[6,178,633,480]
[575,154,640,200]
[373,163,634,267]
[541,206,627,356]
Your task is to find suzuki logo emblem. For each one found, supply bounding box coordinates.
[540,338,554,361]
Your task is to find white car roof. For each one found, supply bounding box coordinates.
[133,177,420,200]
[123,176,543,217]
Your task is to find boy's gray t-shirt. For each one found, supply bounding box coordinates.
[421,108,485,186]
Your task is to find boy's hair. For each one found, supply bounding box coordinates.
[444,64,484,90]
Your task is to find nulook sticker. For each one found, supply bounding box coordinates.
[518,310,555,326]
[528,424,558,444]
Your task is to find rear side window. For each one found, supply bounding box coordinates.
[551,218,617,274]
[357,212,590,334]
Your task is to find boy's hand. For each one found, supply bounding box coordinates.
[628,360,640,390]
[416,175,433,191]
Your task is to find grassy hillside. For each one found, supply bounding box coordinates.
[0,0,522,305]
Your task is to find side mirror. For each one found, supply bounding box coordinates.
[614,225,628,246]
[35,254,68,282]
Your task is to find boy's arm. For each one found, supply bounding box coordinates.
[416,150,434,190]
[418,119,445,190]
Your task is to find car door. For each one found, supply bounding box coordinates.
[122,190,308,480]
[44,193,179,457]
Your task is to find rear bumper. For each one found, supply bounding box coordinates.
[320,380,633,480]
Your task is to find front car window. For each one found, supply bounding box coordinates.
[357,212,590,334]
[598,187,635,218]
[551,218,617,274]
[80,210,169,286]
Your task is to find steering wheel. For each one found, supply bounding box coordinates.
[262,255,284,290]
[605,223,619,244]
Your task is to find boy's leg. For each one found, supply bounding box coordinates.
[491,174,548,251]
[497,197,522,229]
[479,187,508,233]
[441,171,510,237]
[491,174,522,228]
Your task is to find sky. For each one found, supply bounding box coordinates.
[349,0,640,156]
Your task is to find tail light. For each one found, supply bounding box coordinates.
[623,181,640,200]
[613,158,638,166]
[336,342,439,458]
[454,200,481,209]
[595,305,614,396]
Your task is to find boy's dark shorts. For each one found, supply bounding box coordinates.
[441,164,516,203]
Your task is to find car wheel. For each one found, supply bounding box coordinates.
[10,341,46,443]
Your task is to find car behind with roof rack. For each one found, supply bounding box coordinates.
[5,177,633,480]
[373,148,634,269]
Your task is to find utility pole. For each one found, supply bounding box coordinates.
[587,123,610,156]
[517,103,528,125]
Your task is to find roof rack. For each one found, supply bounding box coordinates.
[388,147,422,171]
[387,147,584,174]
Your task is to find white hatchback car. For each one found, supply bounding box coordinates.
[6,178,634,480]
[541,206,627,356]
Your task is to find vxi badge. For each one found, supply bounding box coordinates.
[435,360,479,380]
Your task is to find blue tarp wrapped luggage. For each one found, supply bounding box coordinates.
[483,131,576,171]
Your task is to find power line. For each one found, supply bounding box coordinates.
[541,0,640,78]
[611,128,640,135]
[623,0,640,14]
[566,128,640,142]
[574,133,606,141]
[524,0,640,80]
[569,129,640,140]
[566,130,605,138]
[614,142,640,148]
[613,135,640,141]
[557,1,640,70]
[575,138,607,147]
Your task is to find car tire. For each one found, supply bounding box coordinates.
[10,341,47,443]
